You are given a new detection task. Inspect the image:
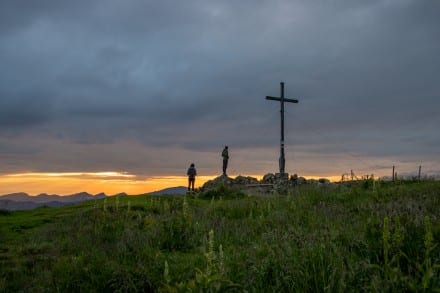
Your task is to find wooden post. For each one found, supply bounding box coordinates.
[392,165,395,183]
[418,165,422,182]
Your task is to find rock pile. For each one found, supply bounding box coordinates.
[202,173,330,193]
[202,174,260,190]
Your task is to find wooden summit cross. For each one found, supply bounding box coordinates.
[266,82,299,177]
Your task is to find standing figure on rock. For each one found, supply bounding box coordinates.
[187,163,197,193]
[222,146,229,176]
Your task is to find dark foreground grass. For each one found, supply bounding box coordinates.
[0,181,439,292]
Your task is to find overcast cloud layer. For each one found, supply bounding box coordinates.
[1,0,439,178]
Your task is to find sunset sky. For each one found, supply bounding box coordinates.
[1,0,439,195]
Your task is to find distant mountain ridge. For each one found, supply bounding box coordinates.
[147,186,187,195]
[0,187,187,211]
[0,192,107,202]
[0,192,119,211]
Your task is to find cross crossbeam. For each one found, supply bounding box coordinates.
[265,82,299,175]
[265,96,298,103]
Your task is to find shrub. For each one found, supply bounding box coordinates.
[199,185,246,200]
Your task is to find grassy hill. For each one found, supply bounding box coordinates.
[1,181,439,292]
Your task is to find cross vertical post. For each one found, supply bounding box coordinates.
[266,82,299,176]
[280,82,285,174]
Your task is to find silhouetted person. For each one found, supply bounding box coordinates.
[222,146,229,176]
[187,163,197,192]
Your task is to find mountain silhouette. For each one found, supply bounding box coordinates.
[0,192,109,210]
[147,186,187,195]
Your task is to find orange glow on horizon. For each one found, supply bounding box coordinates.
[0,172,215,195]
[301,175,343,182]
[0,172,343,196]
[7,172,136,178]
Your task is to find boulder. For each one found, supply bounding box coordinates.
[289,174,298,186]
[308,179,318,185]
[261,173,275,184]
[318,178,330,184]
[233,175,259,185]
[202,175,234,190]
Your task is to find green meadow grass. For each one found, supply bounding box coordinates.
[0,181,439,292]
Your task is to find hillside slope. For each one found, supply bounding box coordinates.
[0,181,439,291]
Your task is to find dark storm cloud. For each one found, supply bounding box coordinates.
[0,0,439,176]
[0,89,55,130]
